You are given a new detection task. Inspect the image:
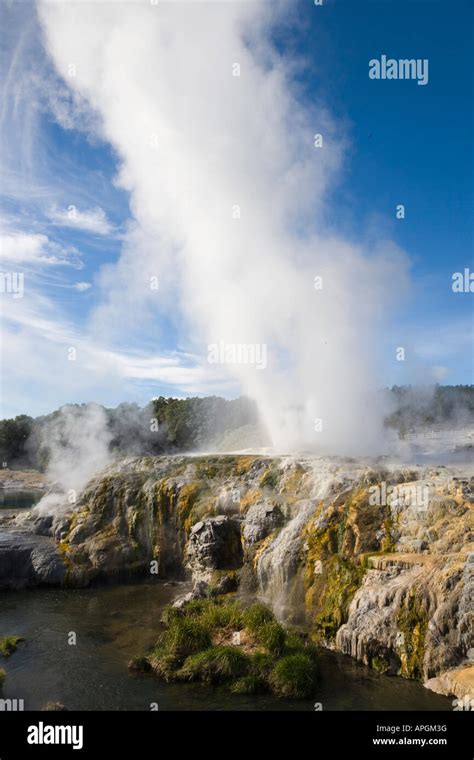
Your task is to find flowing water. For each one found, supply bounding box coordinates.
[257,468,335,620]
[0,580,451,711]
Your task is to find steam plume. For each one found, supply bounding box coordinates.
[34,403,113,514]
[37,0,410,456]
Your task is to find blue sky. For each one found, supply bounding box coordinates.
[0,0,472,419]
[300,0,474,384]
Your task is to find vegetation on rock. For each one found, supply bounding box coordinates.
[304,494,369,642]
[0,635,23,658]
[143,597,319,698]
[269,653,318,698]
[397,590,428,680]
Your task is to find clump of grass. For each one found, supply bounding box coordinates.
[178,646,250,685]
[284,629,311,655]
[242,602,275,633]
[0,636,23,658]
[142,596,319,699]
[0,668,5,686]
[269,653,318,698]
[231,674,268,695]
[161,598,213,626]
[254,621,286,657]
[178,599,212,618]
[128,656,151,673]
[249,651,274,676]
[285,628,303,647]
[199,600,243,631]
[148,649,180,682]
[157,617,212,660]
[162,598,243,631]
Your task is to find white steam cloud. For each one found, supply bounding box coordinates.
[34,403,113,514]
[37,0,410,456]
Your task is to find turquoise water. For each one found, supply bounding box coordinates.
[0,581,452,711]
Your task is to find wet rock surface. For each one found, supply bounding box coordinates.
[242,500,284,547]
[186,515,243,583]
[0,453,472,698]
[0,527,65,589]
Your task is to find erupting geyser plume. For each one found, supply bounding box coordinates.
[38,0,410,456]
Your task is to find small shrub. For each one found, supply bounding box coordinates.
[269,653,317,698]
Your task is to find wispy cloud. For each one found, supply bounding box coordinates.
[72,281,91,292]
[48,204,115,235]
[0,281,234,418]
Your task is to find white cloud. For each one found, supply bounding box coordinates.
[0,285,234,418]
[73,281,91,291]
[0,231,82,268]
[48,205,114,235]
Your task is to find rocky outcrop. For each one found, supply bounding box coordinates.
[0,454,472,699]
[186,515,243,583]
[242,500,283,548]
[425,663,474,704]
[0,528,65,588]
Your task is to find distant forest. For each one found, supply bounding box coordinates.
[1,385,473,470]
[385,384,474,434]
[0,396,259,470]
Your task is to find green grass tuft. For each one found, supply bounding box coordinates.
[242,602,275,633]
[178,646,250,685]
[255,621,286,657]
[249,651,274,676]
[157,617,212,660]
[231,674,268,695]
[163,599,243,630]
[199,600,243,631]
[269,653,318,698]
[148,649,180,682]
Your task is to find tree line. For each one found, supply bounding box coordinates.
[1,386,473,470]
